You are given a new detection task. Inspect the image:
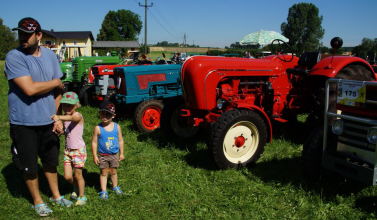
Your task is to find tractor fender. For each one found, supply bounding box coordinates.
[235,104,273,143]
[309,56,376,79]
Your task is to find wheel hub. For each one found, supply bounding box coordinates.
[223,121,259,163]
[234,135,246,147]
[143,108,160,129]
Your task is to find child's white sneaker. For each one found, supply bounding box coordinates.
[70,192,78,200]
[75,196,87,206]
[112,186,123,195]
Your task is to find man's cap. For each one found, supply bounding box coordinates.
[60,92,79,105]
[12,17,41,33]
[100,101,116,115]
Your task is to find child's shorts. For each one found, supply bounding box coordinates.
[98,154,119,169]
[64,147,87,168]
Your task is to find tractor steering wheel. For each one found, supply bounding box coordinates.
[270,39,294,62]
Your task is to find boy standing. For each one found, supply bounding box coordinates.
[91,102,125,199]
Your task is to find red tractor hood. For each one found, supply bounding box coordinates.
[181,55,299,110]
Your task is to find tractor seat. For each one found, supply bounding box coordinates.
[286,51,321,76]
[298,51,321,70]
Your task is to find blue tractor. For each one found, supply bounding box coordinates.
[113,64,187,133]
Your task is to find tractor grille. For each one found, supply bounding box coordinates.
[338,119,375,152]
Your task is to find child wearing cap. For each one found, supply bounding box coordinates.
[51,92,87,206]
[91,101,125,199]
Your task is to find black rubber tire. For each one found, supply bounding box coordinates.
[78,85,92,106]
[302,126,323,179]
[134,100,164,133]
[336,64,375,80]
[161,102,199,139]
[210,109,267,169]
[63,82,70,93]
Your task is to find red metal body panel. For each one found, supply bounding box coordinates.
[89,64,137,83]
[310,56,376,79]
[137,74,167,90]
[95,65,132,76]
[88,68,95,84]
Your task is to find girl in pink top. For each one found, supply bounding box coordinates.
[52,92,87,206]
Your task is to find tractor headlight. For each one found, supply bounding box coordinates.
[367,127,377,144]
[217,99,226,109]
[332,119,344,135]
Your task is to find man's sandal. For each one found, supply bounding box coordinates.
[32,203,53,217]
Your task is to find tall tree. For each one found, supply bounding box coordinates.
[97,10,142,41]
[281,3,324,55]
[0,18,17,59]
[352,38,377,62]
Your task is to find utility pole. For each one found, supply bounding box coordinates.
[139,0,153,54]
[183,33,187,47]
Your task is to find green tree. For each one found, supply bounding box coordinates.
[97,9,142,41]
[281,3,324,55]
[0,18,17,60]
[352,38,377,62]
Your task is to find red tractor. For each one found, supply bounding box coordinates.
[179,38,376,169]
[88,64,132,102]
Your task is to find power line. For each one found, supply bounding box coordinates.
[151,5,179,36]
[149,10,179,41]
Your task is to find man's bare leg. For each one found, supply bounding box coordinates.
[44,167,61,199]
[25,176,44,205]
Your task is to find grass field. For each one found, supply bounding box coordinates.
[0,60,376,219]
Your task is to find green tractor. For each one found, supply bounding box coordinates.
[60,61,73,88]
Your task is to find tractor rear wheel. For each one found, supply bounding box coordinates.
[302,126,323,179]
[78,85,92,106]
[63,82,70,93]
[336,64,374,80]
[161,103,199,138]
[134,100,163,133]
[211,109,267,169]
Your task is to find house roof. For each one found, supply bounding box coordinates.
[42,30,94,41]
[92,41,140,48]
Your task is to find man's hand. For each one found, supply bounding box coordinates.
[52,120,64,135]
[55,79,64,91]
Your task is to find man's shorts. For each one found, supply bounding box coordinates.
[64,147,87,168]
[10,123,60,177]
[98,154,119,169]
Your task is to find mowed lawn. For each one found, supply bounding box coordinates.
[0,60,376,219]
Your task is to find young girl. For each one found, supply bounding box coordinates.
[91,101,124,199]
[52,92,87,205]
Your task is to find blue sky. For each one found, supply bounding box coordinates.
[1,0,377,48]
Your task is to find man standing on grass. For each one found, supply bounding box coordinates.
[5,17,73,216]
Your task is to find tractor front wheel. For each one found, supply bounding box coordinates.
[134,100,163,133]
[211,109,267,169]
